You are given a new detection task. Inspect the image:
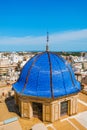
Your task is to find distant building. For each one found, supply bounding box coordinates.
[75,72,82,82]
[82,76,87,84]
[13,50,81,122]
[81,76,87,94]
[83,62,87,70]
[0,58,9,77]
[0,57,17,83]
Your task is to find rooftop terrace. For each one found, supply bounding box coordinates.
[0,92,87,130]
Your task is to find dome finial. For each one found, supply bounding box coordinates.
[46,32,49,51]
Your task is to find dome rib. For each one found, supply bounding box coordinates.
[66,65,75,86]
[51,53,67,95]
[36,70,40,96]
[57,54,75,86]
[52,53,76,85]
[47,52,54,99]
[56,54,80,91]
[21,52,45,94]
[66,64,80,91]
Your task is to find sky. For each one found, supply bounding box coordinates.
[0,0,87,52]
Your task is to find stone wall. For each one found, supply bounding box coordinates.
[15,92,78,122]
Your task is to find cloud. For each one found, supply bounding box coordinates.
[50,29,87,42]
[0,29,87,51]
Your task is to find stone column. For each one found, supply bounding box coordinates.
[53,102,58,121]
[50,103,54,122]
[21,101,23,117]
[71,96,78,115]
[28,102,33,118]
[58,101,60,119]
[42,103,51,122]
[72,97,75,114]
[43,104,45,122]
[74,96,78,114]
[69,99,73,115]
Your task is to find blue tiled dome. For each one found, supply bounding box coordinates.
[13,52,81,98]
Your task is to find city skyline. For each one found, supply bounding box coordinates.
[0,0,87,51]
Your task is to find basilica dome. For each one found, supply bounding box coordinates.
[13,51,81,98]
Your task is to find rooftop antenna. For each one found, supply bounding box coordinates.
[46,32,49,51]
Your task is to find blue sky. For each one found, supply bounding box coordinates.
[0,0,87,51]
